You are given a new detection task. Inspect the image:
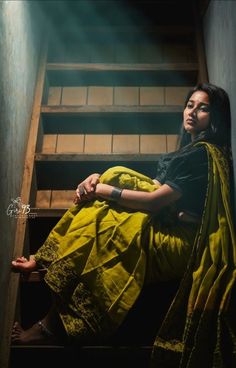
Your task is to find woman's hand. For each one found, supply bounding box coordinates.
[74,173,100,204]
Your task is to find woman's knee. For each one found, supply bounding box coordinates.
[100,166,130,184]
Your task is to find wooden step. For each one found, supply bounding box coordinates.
[20,270,47,283]
[35,153,163,162]
[41,105,183,114]
[47,62,198,72]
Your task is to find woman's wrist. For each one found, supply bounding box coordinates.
[96,183,123,202]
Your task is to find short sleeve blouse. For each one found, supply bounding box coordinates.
[155,145,208,216]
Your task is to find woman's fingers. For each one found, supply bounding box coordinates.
[83,174,100,193]
[74,186,94,204]
[83,180,95,193]
[75,174,100,203]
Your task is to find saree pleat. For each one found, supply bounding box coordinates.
[151,143,236,368]
[34,167,196,343]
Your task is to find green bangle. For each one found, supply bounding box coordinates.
[110,187,123,201]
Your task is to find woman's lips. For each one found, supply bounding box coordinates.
[186,119,196,125]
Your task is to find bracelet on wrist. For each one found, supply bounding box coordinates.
[110,187,123,201]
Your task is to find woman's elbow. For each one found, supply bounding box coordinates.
[143,197,162,213]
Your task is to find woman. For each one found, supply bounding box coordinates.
[12,83,236,367]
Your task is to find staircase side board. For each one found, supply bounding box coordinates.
[1,45,48,368]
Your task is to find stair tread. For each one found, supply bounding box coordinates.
[35,153,163,161]
[41,105,183,113]
[47,62,198,71]
[20,269,47,282]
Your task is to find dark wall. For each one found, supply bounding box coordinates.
[203,0,236,214]
[0,0,43,357]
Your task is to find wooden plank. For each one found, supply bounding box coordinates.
[47,62,198,72]
[167,135,179,152]
[47,87,62,105]
[61,87,87,105]
[140,87,164,105]
[35,190,51,208]
[84,135,112,154]
[41,134,57,153]
[35,153,161,162]
[56,134,84,153]
[35,116,44,152]
[20,269,47,283]
[1,46,48,368]
[41,105,183,114]
[114,87,139,106]
[87,87,113,105]
[140,135,167,154]
[51,190,75,208]
[112,135,140,154]
[165,86,191,105]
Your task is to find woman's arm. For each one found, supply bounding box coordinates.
[95,182,181,213]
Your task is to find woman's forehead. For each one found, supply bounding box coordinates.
[188,91,209,104]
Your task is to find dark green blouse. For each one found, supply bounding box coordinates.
[155,145,208,217]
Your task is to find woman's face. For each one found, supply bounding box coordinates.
[183,90,210,140]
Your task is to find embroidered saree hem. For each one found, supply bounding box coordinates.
[151,143,236,368]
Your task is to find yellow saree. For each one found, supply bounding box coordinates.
[151,143,236,367]
[34,165,196,343]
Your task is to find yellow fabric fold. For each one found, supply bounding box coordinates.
[151,143,236,368]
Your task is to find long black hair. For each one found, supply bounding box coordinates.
[178,82,231,151]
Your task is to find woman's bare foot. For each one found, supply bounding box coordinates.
[11,321,56,345]
[11,255,37,272]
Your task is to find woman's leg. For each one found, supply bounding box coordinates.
[100,166,158,192]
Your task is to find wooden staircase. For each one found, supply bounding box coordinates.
[7,1,208,367]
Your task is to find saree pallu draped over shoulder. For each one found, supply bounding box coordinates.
[151,142,236,368]
[34,166,196,343]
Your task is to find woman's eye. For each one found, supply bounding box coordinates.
[186,103,193,109]
[199,106,210,112]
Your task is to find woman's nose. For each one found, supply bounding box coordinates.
[189,107,197,117]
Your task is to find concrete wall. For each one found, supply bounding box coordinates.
[0,0,42,352]
[203,0,236,212]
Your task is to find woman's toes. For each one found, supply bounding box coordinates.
[16,257,28,263]
[12,322,24,342]
[13,322,23,332]
[12,257,27,267]
[12,257,37,274]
